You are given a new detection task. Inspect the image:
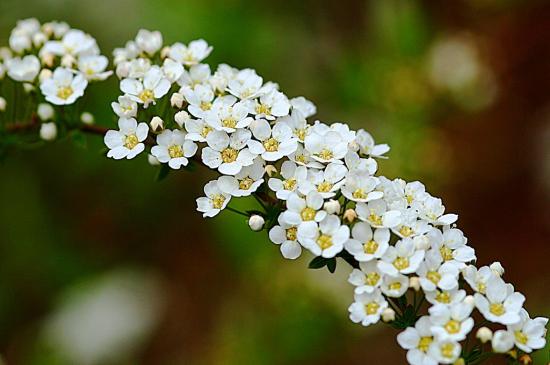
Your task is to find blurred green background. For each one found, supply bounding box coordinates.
[1,0,549,364]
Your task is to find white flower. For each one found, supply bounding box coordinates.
[299,163,347,198]
[491,330,515,353]
[380,274,409,298]
[268,217,302,260]
[355,129,390,158]
[196,179,231,218]
[299,214,349,258]
[279,191,326,231]
[427,227,475,270]
[348,261,383,294]
[348,289,388,327]
[217,158,265,197]
[177,63,211,88]
[6,55,40,82]
[227,68,264,100]
[290,96,316,118]
[248,215,265,231]
[323,199,340,214]
[344,151,378,175]
[40,67,88,105]
[42,29,98,57]
[490,261,505,277]
[418,196,458,225]
[135,29,163,56]
[37,103,54,121]
[248,119,298,161]
[204,99,253,132]
[111,95,138,118]
[150,129,198,169]
[182,84,215,118]
[304,128,348,164]
[126,58,152,79]
[507,309,548,353]
[120,66,171,107]
[278,110,310,142]
[356,199,402,228]
[39,122,57,141]
[429,302,474,341]
[104,118,149,160]
[425,288,466,306]
[201,129,256,175]
[184,117,212,142]
[209,63,238,94]
[267,161,308,200]
[462,264,496,294]
[397,316,438,365]
[341,172,382,203]
[378,238,425,276]
[344,222,390,262]
[392,209,431,239]
[168,39,212,66]
[289,144,324,169]
[427,339,461,364]
[474,275,525,325]
[252,90,290,120]
[417,251,460,292]
[78,55,112,81]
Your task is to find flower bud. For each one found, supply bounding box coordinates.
[519,355,533,365]
[409,276,421,291]
[160,46,170,59]
[39,122,57,141]
[0,97,6,112]
[248,215,265,231]
[41,52,55,68]
[116,61,130,78]
[381,308,395,322]
[37,103,54,121]
[476,327,493,343]
[490,262,504,277]
[0,47,12,61]
[343,208,357,223]
[463,295,475,307]
[264,165,277,177]
[150,116,164,132]
[492,330,514,353]
[170,92,184,108]
[23,83,34,93]
[61,54,75,68]
[39,68,53,83]
[148,154,160,166]
[32,32,47,47]
[413,235,430,250]
[174,110,189,128]
[81,112,94,125]
[323,199,340,214]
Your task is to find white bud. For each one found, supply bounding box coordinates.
[0,47,12,61]
[61,54,75,68]
[265,165,277,177]
[409,277,421,291]
[463,295,475,307]
[476,327,493,343]
[413,235,430,250]
[116,61,130,78]
[39,69,53,83]
[37,103,54,121]
[39,122,57,141]
[0,97,6,112]
[160,46,170,59]
[150,116,164,132]
[41,52,55,68]
[248,215,265,231]
[381,308,395,322]
[148,154,160,166]
[80,112,94,125]
[323,199,340,214]
[174,110,189,128]
[492,330,515,353]
[32,32,47,47]
[343,208,357,223]
[490,262,504,277]
[170,92,184,108]
[23,83,34,93]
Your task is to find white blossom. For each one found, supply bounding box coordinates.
[151,129,198,169]
[196,179,231,218]
[348,289,388,327]
[104,118,149,160]
[40,67,88,105]
[201,129,256,175]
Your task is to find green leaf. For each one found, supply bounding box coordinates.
[155,164,171,181]
[308,256,337,273]
[327,258,337,273]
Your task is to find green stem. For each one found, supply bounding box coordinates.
[225,206,249,217]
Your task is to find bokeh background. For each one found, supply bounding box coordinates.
[1,0,549,364]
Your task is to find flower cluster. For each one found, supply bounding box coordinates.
[0,18,110,107]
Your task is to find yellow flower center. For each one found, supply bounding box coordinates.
[441,343,455,359]
[124,134,139,149]
[444,320,461,334]
[368,210,383,226]
[316,234,333,250]
[436,291,451,304]
[477,282,486,294]
[317,148,333,161]
[515,331,528,345]
[57,86,74,100]
[200,125,212,138]
[296,128,306,141]
[221,148,238,163]
[138,89,154,103]
[200,101,212,110]
[263,138,279,152]
[295,154,307,164]
[239,177,254,190]
[365,272,380,286]
[286,227,297,241]
[283,178,297,191]
[317,181,333,193]
[300,207,316,221]
[399,226,414,237]
[222,117,237,129]
[255,103,271,115]
[440,245,453,261]
[389,282,402,291]
[211,194,226,209]
[168,145,184,158]
[363,240,379,254]
[393,257,409,271]
[352,188,367,199]
[365,302,380,315]
[418,337,433,352]
[490,303,505,316]
[427,271,441,285]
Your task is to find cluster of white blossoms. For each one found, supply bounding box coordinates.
[0,18,111,107]
[1,20,546,364]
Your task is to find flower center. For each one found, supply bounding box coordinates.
[255,103,271,115]
[296,128,306,141]
[405,194,414,205]
[363,240,379,254]
[441,343,455,359]
[295,154,307,164]
[489,303,505,316]
[515,331,528,345]
[222,117,237,129]
[352,188,367,199]
[393,257,409,271]
[211,194,226,209]
[138,89,154,103]
[440,245,453,261]
[368,210,383,226]
[365,302,380,315]
[221,148,238,163]
[418,337,433,352]
[317,181,333,193]
[285,227,297,241]
[57,86,74,100]
[168,145,184,158]
[263,138,279,152]
[365,272,380,286]
[444,320,461,334]
[399,226,413,237]
[317,148,333,161]
[283,178,297,191]
[427,271,441,285]
[200,125,213,138]
[124,134,139,149]
[239,177,254,190]
[200,101,212,111]
[435,291,451,304]
[389,282,402,291]
[316,234,333,249]
[300,207,316,221]
[477,282,486,294]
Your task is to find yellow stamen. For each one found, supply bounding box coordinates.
[57,86,74,100]
[363,240,379,255]
[239,177,254,190]
[444,320,461,334]
[316,234,333,249]
[365,302,380,315]
[440,245,453,261]
[300,207,316,221]
[286,227,297,241]
[418,337,433,352]
[138,89,154,103]
[365,272,380,286]
[317,181,333,193]
[212,194,226,209]
[283,178,297,191]
[124,134,139,149]
[221,148,238,163]
[393,257,409,271]
[317,148,333,161]
[168,145,184,158]
[490,303,505,316]
[263,138,279,152]
[427,271,441,285]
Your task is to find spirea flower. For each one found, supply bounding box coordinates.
[40,67,88,105]
[196,179,231,218]
[151,129,198,169]
[104,118,149,160]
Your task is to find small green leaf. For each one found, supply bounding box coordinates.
[327,258,337,273]
[308,256,329,269]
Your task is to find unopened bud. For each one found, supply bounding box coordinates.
[39,68,52,83]
[174,110,189,128]
[476,327,493,343]
[39,122,57,141]
[409,277,421,291]
[0,97,6,112]
[519,354,533,365]
[343,208,357,223]
[32,32,47,47]
[116,61,130,78]
[148,154,160,166]
[160,46,170,59]
[80,112,94,125]
[264,165,277,177]
[41,53,54,68]
[248,215,265,231]
[61,54,75,68]
[413,235,430,250]
[490,262,504,277]
[23,83,34,93]
[323,199,340,214]
[492,330,514,353]
[170,92,184,108]
[150,116,164,132]
[381,308,395,322]
[37,103,54,121]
